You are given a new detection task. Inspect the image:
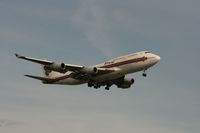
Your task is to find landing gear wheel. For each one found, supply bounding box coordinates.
[105,86,110,90]
[142,69,147,77]
[88,83,92,87]
[88,80,93,87]
[142,73,147,77]
[94,85,100,89]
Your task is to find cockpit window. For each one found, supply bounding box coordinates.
[145,51,150,53]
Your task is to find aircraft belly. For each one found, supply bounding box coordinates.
[16,51,160,88]
[92,63,145,82]
[55,77,85,85]
[92,72,124,82]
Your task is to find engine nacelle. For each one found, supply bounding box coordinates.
[117,78,135,89]
[80,67,98,74]
[46,63,66,73]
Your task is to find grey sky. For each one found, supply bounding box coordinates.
[0,0,200,133]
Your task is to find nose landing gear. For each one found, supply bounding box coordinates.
[142,73,147,77]
[142,69,147,77]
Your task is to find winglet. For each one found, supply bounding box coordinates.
[15,53,19,58]
[15,53,24,59]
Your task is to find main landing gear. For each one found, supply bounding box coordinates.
[105,85,111,90]
[105,86,109,90]
[88,80,111,90]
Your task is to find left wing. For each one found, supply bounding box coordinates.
[15,53,53,65]
[15,53,84,73]
[15,54,115,76]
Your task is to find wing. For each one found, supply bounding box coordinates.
[15,54,116,77]
[15,53,84,72]
[63,63,84,71]
[15,53,53,65]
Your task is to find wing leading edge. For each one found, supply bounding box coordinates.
[15,53,84,72]
[15,53,53,65]
[15,54,116,77]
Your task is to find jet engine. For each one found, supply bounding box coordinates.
[80,67,98,74]
[117,78,135,89]
[46,63,66,73]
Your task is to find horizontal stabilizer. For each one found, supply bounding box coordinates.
[25,75,53,83]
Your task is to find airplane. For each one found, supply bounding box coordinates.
[15,51,160,90]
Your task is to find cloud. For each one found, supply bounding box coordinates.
[70,0,116,58]
[0,0,200,133]
[0,118,24,127]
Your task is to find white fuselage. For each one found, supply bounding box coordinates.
[52,51,160,85]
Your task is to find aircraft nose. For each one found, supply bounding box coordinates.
[155,55,161,62]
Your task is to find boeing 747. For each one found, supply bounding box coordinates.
[15,51,160,90]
